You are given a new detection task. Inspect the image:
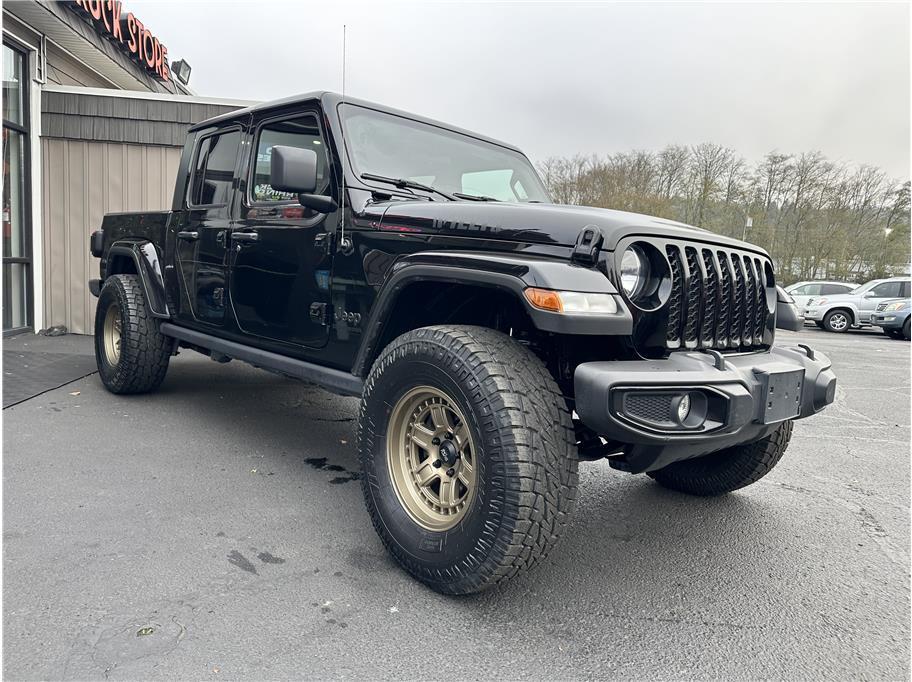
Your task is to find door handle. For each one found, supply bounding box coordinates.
[232,231,259,243]
[177,231,199,241]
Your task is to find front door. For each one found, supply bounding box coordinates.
[228,113,335,349]
[174,128,242,328]
[859,280,908,323]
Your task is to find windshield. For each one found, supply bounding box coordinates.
[340,104,550,203]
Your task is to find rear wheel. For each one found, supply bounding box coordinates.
[358,325,578,595]
[94,274,171,394]
[649,421,793,496]
[822,309,851,333]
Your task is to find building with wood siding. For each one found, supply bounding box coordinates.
[3,1,253,334]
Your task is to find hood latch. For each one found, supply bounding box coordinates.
[571,226,603,266]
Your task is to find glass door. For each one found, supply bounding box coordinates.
[2,42,31,333]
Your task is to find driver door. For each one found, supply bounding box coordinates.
[859,280,907,322]
[228,112,336,350]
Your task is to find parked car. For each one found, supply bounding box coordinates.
[784,280,856,310]
[870,298,911,340]
[87,92,836,595]
[803,277,912,332]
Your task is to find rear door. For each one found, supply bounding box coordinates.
[227,111,336,350]
[174,127,243,328]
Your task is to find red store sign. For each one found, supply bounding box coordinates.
[69,0,171,81]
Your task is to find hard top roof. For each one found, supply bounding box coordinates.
[188,91,525,154]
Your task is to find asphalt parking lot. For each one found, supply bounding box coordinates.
[3,326,910,680]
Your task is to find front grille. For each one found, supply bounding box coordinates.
[664,243,771,352]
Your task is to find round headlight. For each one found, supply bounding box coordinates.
[620,246,649,299]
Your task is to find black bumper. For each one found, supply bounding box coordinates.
[574,346,836,473]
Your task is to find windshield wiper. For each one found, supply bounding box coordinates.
[361,173,456,201]
[453,192,500,202]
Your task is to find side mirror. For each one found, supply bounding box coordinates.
[270,145,317,194]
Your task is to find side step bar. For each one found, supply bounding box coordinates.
[159,323,363,397]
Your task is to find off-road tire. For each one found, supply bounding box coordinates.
[648,421,793,496]
[94,274,171,394]
[822,309,851,333]
[358,325,578,595]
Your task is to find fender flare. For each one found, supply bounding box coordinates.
[106,240,171,319]
[351,251,632,377]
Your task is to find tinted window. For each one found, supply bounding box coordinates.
[902,281,911,297]
[250,115,328,203]
[870,281,904,298]
[821,283,853,295]
[189,130,241,206]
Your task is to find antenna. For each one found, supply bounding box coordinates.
[339,24,347,251]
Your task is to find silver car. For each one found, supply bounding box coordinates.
[804,277,912,332]
[784,280,856,309]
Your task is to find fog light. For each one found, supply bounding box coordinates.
[676,393,691,423]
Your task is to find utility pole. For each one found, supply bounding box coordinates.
[742,216,752,242]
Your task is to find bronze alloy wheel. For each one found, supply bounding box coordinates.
[103,302,122,366]
[386,386,477,531]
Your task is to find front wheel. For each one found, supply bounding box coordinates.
[358,325,578,595]
[822,309,851,333]
[649,421,793,496]
[903,318,911,341]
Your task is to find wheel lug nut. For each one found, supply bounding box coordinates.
[446,468,456,477]
[432,460,442,468]
[431,437,441,445]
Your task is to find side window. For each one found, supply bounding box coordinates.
[250,115,328,203]
[902,281,911,297]
[822,283,851,295]
[189,130,241,207]
[793,284,820,296]
[790,285,809,296]
[870,281,903,298]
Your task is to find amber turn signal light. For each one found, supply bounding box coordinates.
[524,287,564,312]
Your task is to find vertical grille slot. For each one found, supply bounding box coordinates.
[700,249,718,347]
[730,254,747,347]
[665,245,684,348]
[750,258,767,342]
[717,251,735,349]
[740,255,756,346]
[683,247,702,346]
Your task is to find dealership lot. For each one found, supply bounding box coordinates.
[3,326,909,680]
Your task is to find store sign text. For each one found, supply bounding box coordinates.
[69,1,170,81]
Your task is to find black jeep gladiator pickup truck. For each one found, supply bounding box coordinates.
[89,92,836,595]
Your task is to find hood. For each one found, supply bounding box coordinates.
[373,200,768,254]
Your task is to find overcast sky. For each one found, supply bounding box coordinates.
[132,1,910,179]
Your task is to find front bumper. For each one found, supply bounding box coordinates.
[803,307,824,321]
[870,312,905,329]
[574,346,836,473]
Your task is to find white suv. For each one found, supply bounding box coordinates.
[785,280,856,309]
[804,277,912,332]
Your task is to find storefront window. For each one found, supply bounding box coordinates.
[2,42,30,332]
[2,44,24,126]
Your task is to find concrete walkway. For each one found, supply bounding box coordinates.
[2,333,97,408]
